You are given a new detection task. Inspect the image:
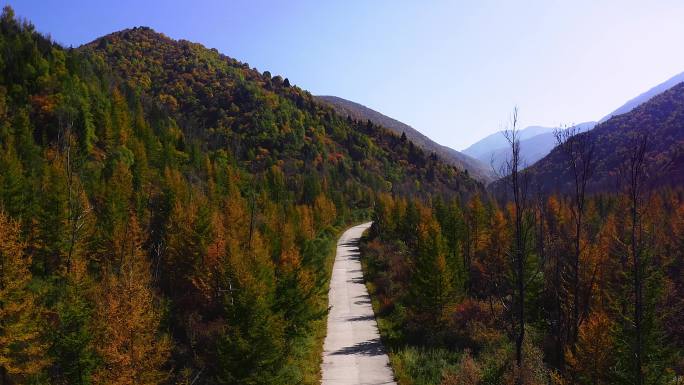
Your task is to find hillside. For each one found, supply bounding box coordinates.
[599,70,684,123]
[82,27,480,198]
[316,95,495,183]
[515,82,684,193]
[0,8,481,385]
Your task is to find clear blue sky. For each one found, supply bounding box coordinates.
[8,0,684,149]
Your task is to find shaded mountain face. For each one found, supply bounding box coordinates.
[599,70,684,123]
[463,122,596,174]
[502,82,684,194]
[315,95,496,183]
[81,27,481,198]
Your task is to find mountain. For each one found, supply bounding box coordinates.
[463,122,596,174]
[467,70,684,176]
[82,27,481,198]
[599,70,684,123]
[462,125,555,161]
[316,95,496,183]
[514,82,684,194]
[0,9,482,385]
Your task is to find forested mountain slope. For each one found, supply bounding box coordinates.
[516,82,684,193]
[0,7,479,385]
[316,95,495,183]
[599,70,684,122]
[82,27,479,197]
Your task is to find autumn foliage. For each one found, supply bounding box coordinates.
[363,190,684,384]
[0,6,484,385]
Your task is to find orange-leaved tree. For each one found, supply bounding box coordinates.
[93,214,170,385]
[0,211,50,383]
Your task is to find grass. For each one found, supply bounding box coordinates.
[295,225,339,385]
[359,236,463,385]
[390,346,462,385]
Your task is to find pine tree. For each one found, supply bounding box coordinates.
[111,88,131,147]
[408,207,454,336]
[50,185,98,385]
[0,211,50,384]
[50,275,98,385]
[93,214,170,385]
[611,137,672,385]
[35,154,69,274]
[0,147,26,220]
[216,232,287,385]
[566,311,614,385]
[12,109,40,171]
[274,222,324,340]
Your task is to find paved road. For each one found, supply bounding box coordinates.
[321,222,397,385]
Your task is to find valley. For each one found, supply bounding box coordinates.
[1,3,683,385]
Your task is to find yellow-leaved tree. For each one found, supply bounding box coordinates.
[0,211,49,383]
[93,214,170,385]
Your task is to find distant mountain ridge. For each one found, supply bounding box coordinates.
[599,70,684,123]
[315,95,496,183]
[466,71,684,177]
[499,81,684,194]
[463,122,597,174]
[462,125,556,161]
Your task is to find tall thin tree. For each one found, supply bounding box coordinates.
[502,107,529,376]
[553,125,595,369]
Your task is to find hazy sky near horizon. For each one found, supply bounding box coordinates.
[9,0,684,149]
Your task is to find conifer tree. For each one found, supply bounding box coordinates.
[408,208,454,335]
[217,231,287,385]
[0,148,26,220]
[0,211,49,384]
[50,263,98,385]
[50,180,98,385]
[35,155,69,273]
[274,222,324,340]
[93,214,170,385]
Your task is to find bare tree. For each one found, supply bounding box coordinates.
[553,125,596,370]
[58,105,92,275]
[623,134,649,385]
[502,107,529,375]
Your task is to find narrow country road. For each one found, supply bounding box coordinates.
[321,222,397,385]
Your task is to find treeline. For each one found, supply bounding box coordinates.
[0,7,477,385]
[364,188,684,384]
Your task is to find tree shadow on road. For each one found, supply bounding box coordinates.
[330,338,386,356]
[347,276,366,284]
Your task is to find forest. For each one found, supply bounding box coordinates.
[0,6,476,385]
[362,126,684,384]
[1,4,683,385]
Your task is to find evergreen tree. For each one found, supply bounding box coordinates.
[35,155,69,274]
[0,148,26,220]
[217,232,287,385]
[408,208,454,337]
[50,277,98,385]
